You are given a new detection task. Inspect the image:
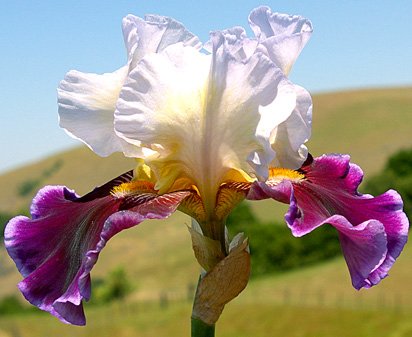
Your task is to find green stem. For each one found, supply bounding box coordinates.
[191,317,215,337]
[191,275,215,337]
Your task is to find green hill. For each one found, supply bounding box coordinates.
[1,86,411,216]
[1,87,412,336]
[308,87,412,175]
[0,150,135,213]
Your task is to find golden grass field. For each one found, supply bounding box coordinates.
[0,87,412,336]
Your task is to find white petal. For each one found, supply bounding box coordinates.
[115,37,284,203]
[122,14,201,69]
[249,6,313,75]
[204,27,258,60]
[58,14,200,158]
[249,79,297,178]
[58,67,132,156]
[270,84,312,169]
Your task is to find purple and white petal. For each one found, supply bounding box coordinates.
[5,186,120,325]
[335,217,387,289]
[247,154,409,289]
[4,172,190,325]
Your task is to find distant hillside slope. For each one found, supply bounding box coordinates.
[0,149,135,213]
[1,87,411,214]
[308,87,412,176]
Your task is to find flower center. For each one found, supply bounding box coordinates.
[268,167,305,183]
[111,181,155,198]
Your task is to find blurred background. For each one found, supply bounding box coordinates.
[0,1,411,336]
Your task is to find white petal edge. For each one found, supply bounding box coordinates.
[122,14,201,70]
[270,84,312,169]
[249,6,313,75]
[58,67,132,157]
[204,27,258,61]
[249,79,298,178]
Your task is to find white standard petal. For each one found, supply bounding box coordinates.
[122,14,201,70]
[249,6,313,75]
[58,14,201,158]
[270,84,312,169]
[58,66,132,157]
[115,38,284,213]
[204,27,258,61]
[249,79,297,178]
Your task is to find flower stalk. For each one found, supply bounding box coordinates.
[191,316,215,337]
[191,276,215,337]
[190,229,251,336]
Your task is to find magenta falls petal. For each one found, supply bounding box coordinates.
[247,154,409,289]
[4,172,190,325]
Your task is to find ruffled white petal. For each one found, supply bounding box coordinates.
[115,36,285,204]
[58,67,131,156]
[207,23,312,176]
[270,84,312,169]
[204,27,258,60]
[249,79,298,178]
[249,6,313,75]
[58,14,201,157]
[122,14,201,70]
[58,7,312,193]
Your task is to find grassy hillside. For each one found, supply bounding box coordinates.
[1,87,411,216]
[308,87,412,175]
[0,87,411,336]
[0,149,135,213]
[1,302,410,337]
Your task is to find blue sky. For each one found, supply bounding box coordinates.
[1,1,411,173]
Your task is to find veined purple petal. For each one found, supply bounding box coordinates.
[4,172,190,325]
[247,154,409,289]
[246,179,292,204]
[5,186,117,325]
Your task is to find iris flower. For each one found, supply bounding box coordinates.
[5,6,408,328]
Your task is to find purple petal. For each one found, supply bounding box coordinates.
[246,179,292,204]
[4,173,190,325]
[321,216,387,290]
[5,186,118,325]
[248,154,409,289]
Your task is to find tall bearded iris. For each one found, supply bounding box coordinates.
[5,6,408,332]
